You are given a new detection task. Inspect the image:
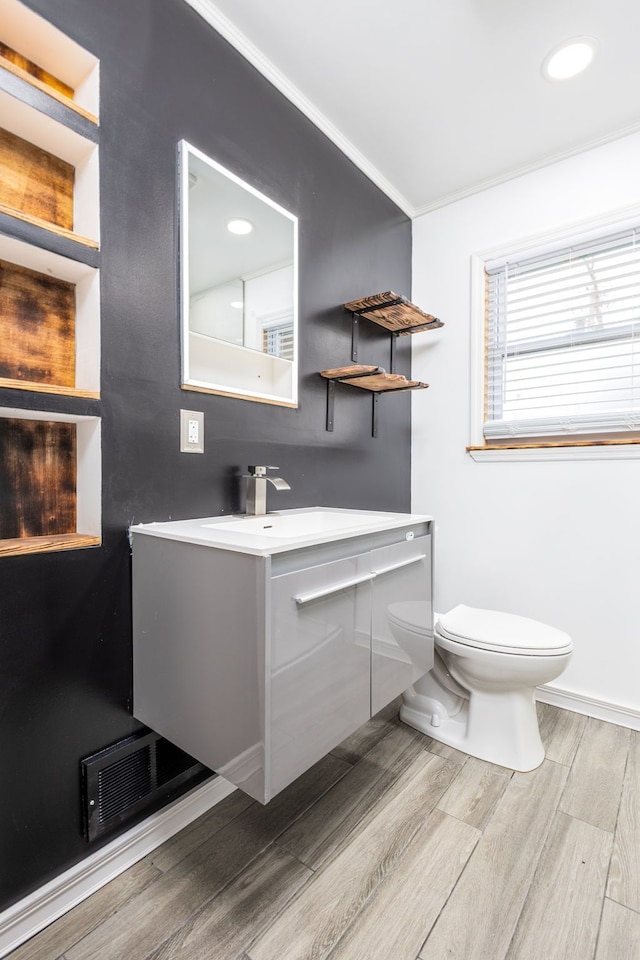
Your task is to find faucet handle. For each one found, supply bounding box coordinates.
[248,465,280,476]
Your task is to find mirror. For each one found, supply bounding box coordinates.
[179,140,298,406]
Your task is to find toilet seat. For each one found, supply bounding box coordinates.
[437,604,573,657]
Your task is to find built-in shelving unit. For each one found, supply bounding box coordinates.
[320,292,442,435]
[0,0,101,556]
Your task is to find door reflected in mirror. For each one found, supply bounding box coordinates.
[179,141,298,406]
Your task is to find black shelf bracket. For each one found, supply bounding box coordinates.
[372,394,379,438]
[326,379,335,432]
[390,332,398,374]
[351,314,359,362]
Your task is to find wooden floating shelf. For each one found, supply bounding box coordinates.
[344,291,443,335]
[320,365,428,393]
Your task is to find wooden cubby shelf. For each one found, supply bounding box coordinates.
[0,0,99,122]
[0,408,101,557]
[0,92,100,249]
[0,235,100,398]
[0,46,99,128]
[0,1,102,556]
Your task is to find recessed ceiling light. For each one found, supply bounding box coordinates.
[226,218,254,235]
[542,37,598,81]
[230,300,244,309]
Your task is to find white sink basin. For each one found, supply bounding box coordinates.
[202,510,378,538]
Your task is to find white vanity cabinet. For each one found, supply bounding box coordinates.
[132,511,432,803]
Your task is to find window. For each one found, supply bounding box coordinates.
[483,225,640,442]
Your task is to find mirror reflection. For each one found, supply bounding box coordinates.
[180,141,298,406]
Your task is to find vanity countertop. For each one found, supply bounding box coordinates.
[130,506,432,557]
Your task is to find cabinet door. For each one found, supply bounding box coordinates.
[370,535,433,714]
[269,554,372,798]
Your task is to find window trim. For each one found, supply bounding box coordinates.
[469,202,640,459]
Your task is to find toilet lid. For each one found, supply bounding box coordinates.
[436,605,573,656]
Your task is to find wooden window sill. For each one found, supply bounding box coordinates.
[467,438,640,462]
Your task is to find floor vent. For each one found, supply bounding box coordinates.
[81,730,210,842]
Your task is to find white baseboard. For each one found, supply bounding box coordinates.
[537,684,640,731]
[0,776,236,959]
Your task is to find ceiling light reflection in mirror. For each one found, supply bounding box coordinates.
[180,140,298,407]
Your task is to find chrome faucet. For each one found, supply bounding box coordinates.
[244,465,291,516]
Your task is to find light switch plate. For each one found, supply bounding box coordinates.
[180,409,204,453]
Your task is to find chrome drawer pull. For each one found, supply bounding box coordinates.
[371,554,426,577]
[294,572,376,605]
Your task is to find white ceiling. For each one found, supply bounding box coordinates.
[186,0,640,217]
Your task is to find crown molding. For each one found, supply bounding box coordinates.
[183,2,640,223]
[182,0,415,217]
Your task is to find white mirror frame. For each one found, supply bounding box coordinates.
[179,140,299,407]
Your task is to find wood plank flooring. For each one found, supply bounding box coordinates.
[8,701,639,960]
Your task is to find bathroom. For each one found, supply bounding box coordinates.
[0,0,638,957]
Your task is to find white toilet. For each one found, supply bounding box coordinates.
[388,603,573,772]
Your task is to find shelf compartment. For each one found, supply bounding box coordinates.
[0,234,100,397]
[0,0,99,120]
[344,291,443,335]
[0,88,99,245]
[0,406,101,557]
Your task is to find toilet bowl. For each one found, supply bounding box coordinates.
[389,603,573,772]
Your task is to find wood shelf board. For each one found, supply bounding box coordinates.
[320,364,381,380]
[0,126,74,231]
[0,378,99,400]
[0,532,101,557]
[0,202,99,250]
[342,375,429,392]
[0,57,99,130]
[320,366,428,393]
[0,258,75,388]
[0,42,73,97]
[344,290,443,334]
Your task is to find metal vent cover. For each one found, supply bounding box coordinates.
[81,730,210,841]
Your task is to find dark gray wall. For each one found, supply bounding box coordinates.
[0,0,412,909]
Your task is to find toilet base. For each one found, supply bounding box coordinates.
[400,685,545,772]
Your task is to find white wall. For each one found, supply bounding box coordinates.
[411,132,640,717]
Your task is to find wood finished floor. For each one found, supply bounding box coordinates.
[9,701,639,960]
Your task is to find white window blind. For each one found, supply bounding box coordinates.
[262,320,294,361]
[484,227,640,439]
